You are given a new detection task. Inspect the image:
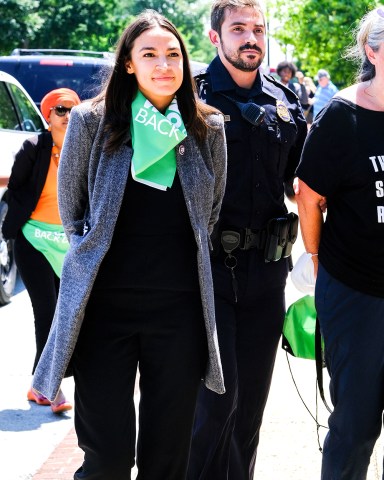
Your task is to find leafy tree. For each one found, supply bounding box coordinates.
[30,0,122,51]
[116,0,215,62]
[269,0,379,87]
[0,0,124,55]
[0,0,40,54]
[0,0,215,62]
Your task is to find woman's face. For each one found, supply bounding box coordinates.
[278,67,293,85]
[48,100,76,136]
[126,26,183,111]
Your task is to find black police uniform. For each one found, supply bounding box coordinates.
[188,56,307,480]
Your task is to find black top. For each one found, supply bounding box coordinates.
[296,97,384,297]
[196,56,307,231]
[94,168,199,291]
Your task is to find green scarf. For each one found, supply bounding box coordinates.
[130,90,187,190]
[22,219,69,278]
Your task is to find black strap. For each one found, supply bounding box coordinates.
[315,316,333,414]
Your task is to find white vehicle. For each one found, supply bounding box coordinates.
[0,70,47,304]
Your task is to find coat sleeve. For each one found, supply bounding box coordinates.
[207,113,227,234]
[58,105,98,239]
[7,136,39,191]
[2,135,45,240]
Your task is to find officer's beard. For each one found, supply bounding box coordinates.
[221,42,264,72]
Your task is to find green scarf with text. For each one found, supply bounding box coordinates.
[22,219,69,278]
[130,91,187,190]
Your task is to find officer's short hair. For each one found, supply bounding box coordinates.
[211,0,265,36]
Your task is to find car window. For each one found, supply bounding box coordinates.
[0,81,19,130]
[7,82,45,132]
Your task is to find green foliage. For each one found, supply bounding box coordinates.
[0,0,214,62]
[0,0,40,53]
[270,0,380,87]
[2,0,380,86]
[119,0,215,62]
[0,0,125,54]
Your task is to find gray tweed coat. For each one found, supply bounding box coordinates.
[32,101,227,401]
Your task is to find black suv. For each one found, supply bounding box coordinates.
[0,49,114,107]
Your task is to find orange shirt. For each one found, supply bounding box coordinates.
[30,157,61,224]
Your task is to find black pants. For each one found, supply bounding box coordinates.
[188,249,288,480]
[316,264,384,480]
[14,230,60,373]
[72,288,208,480]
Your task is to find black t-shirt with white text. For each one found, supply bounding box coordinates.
[296,97,384,297]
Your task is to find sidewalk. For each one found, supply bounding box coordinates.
[31,346,383,480]
[1,253,382,479]
[29,274,384,480]
[32,428,81,480]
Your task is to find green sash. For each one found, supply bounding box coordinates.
[130,91,187,190]
[22,219,69,278]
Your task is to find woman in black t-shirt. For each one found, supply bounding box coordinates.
[295,6,384,480]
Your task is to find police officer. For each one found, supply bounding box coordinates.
[188,1,307,479]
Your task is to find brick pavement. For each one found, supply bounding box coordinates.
[32,428,83,480]
[32,378,140,480]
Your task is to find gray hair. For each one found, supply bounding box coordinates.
[211,0,266,35]
[345,6,384,81]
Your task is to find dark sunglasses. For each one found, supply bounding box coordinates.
[50,105,73,117]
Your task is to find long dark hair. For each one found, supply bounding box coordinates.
[95,9,217,153]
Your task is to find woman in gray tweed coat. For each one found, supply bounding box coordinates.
[32,9,227,480]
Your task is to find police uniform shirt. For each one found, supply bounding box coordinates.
[196,56,307,231]
[296,97,384,297]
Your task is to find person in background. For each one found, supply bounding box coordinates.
[295,6,384,479]
[304,75,317,97]
[2,88,80,414]
[0,177,8,187]
[303,75,317,125]
[276,60,296,88]
[312,68,338,119]
[276,60,309,110]
[188,1,307,479]
[32,9,227,480]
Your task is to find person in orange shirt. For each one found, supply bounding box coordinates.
[2,88,81,413]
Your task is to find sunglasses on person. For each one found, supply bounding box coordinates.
[50,105,73,117]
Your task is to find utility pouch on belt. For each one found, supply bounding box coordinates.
[282,212,299,258]
[264,212,298,263]
[221,230,241,254]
